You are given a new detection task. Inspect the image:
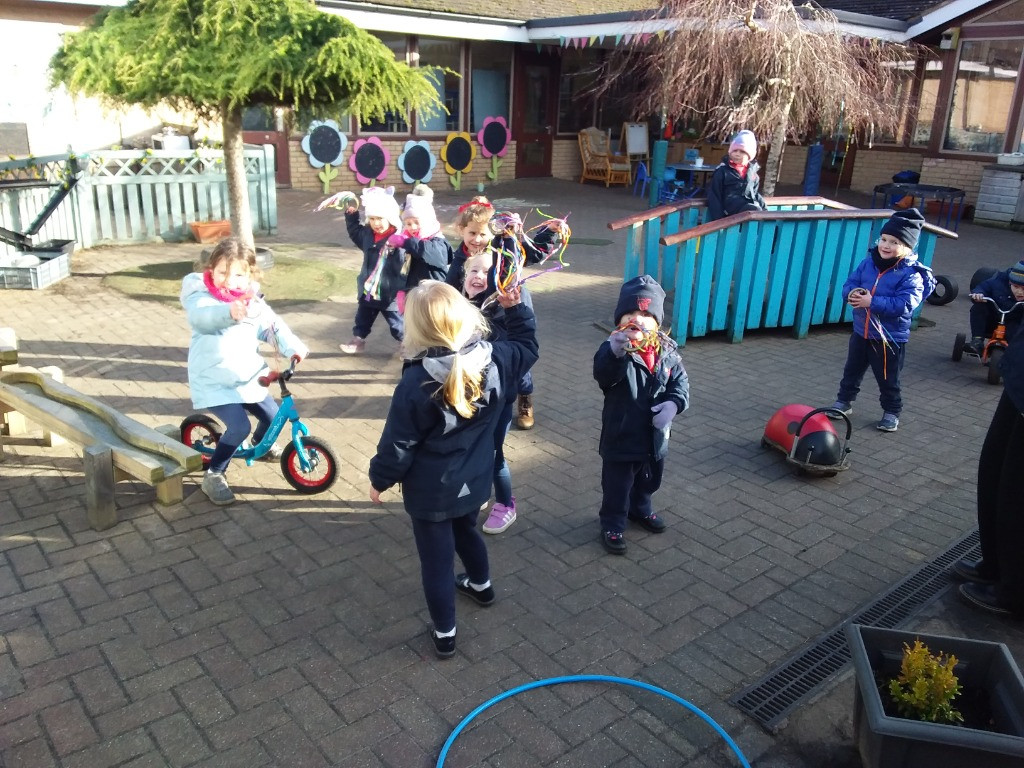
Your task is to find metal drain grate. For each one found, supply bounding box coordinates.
[730,530,980,731]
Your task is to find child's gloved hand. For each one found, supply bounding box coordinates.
[651,401,678,430]
[387,233,407,249]
[608,328,641,357]
[395,290,407,314]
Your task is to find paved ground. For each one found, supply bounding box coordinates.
[1,178,1023,767]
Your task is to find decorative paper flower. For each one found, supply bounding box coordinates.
[441,132,475,175]
[300,120,346,168]
[348,137,389,185]
[476,117,510,158]
[397,140,437,184]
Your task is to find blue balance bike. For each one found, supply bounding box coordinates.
[179,357,338,493]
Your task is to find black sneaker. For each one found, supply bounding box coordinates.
[629,512,666,533]
[958,583,1014,617]
[455,574,495,606]
[963,337,984,356]
[431,628,456,659]
[951,558,998,585]
[602,531,627,555]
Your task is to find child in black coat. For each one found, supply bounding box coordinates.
[369,281,538,658]
[387,183,452,313]
[963,259,1024,354]
[593,275,689,555]
[706,130,767,221]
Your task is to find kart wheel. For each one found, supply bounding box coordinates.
[952,332,966,362]
[987,346,1004,385]
[970,267,999,292]
[281,436,339,493]
[180,414,221,469]
[926,275,958,306]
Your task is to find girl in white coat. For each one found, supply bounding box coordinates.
[180,238,308,505]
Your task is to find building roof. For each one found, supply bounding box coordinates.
[813,1,949,22]
[326,0,656,21]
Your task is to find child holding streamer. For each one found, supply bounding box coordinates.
[369,281,538,659]
[447,196,567,430]
[386,184,452,312]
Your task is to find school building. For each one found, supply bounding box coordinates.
[3,0,1024,215]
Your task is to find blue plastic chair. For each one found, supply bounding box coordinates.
[632,162,652,197]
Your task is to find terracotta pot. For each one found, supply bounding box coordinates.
[189,220,233,244]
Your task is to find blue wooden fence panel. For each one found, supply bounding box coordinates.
[616,200,955,345]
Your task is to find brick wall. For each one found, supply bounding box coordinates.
[849,150,923,195]
[551,137,581,181]
[287,138,519,197]
[919,157,986,203]
[776,145,809,186]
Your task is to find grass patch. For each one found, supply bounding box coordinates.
[103,255,356,306]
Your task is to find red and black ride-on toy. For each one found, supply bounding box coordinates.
[761,405,852,477]
[952,295,1024,386]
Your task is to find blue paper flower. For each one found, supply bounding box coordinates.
[300,120,347,168]
[397,140,437,184]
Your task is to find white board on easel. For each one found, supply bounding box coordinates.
[620,122,649,164]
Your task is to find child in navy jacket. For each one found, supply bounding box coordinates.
[594,275,689,555]
[336,186,405,354]
[828,209,935,432]
[369,281,538,658]
[963,260,1024,354]
[386,183,452,312]
[706,130,767,221]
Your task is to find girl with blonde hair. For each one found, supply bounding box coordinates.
[369,280,538,658]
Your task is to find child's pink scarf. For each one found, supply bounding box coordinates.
[203,270,253,304]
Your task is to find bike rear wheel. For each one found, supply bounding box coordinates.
[180,414,222,469]
[281,436,338,493]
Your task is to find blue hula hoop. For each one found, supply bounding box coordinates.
[436,674,751,767]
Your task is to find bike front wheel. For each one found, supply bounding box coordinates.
[281,436,339,493]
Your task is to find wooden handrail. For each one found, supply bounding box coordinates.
[607,195,856,232]
[660,207,958,246]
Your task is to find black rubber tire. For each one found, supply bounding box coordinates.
[180,414,222,469]
[952,332,966,362]
[987,346,1004,385]
[970,267,999,292]
[280,436,339,493]
[926,275,958,306]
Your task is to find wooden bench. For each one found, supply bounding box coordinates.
[0,365,202,531]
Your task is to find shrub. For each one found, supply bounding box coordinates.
[887,638,963,724]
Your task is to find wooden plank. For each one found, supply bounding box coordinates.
[763,223,796,328]
[623,222,642,279]
[95,185,114,241]
[85,444,118,531]
[728,222,760,342]
[746,221,777,329]
[661,210,680,290]
[780,223,810,328]
[643,217,662,279]
[812,219,845,325]
[710,227,740,332]
[111,184,129,240]
[125,182,143,241]
[690,231,720,337]
[793,220,829,339]
[671,239,697,345]
[140,182,158,240]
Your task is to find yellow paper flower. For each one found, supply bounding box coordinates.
[441,132,475,175]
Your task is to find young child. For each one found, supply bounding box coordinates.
[180,237,308,506]
[706,130,767,221]
[368,281,538,659]
[338,186,405,354]
[963,259,1024,355]
[459,251,529,534]
[593,275,689,555]
[447,196,562,430]
[386,184,452,312]
[828,209,935,432]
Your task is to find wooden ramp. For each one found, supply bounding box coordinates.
[0,367,201,530]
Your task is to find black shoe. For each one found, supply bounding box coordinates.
[455,573,495,606]
[963,337,984,356]
[629,512,666,533]
[959,582,1014,616]
[431,628,456,659]
[951,558,998,585]
[602,531,627,555]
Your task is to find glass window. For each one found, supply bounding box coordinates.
[911,59,942,147]
[359,33,409,134]
[557,49,598,134]
[416,37,462,133]
[469,42,511,133]
[943,39,1023,153]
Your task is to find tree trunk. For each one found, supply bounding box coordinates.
[221,101,254,249]
[763,89,796,197]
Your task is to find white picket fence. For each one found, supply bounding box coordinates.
[0,146,278,257]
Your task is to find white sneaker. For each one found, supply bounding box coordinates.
[201,471,235,505]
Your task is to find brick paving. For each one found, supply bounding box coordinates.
[2,178,1023,766]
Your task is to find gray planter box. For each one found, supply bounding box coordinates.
[846,624,1024,768]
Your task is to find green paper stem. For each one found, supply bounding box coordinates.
[487,156,502,181]
[318,163,338,194]
[450,170,462,191]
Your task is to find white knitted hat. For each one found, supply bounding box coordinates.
[403,184,441,237]
[359,186,402,231]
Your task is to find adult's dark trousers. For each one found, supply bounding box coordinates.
[352,297,403,341]
[969,302,1021,342]
[410,510,489,634]
[836,333,906,415]
[977,391,1024,614]
[206,395,278,474]
[598,458,664,534]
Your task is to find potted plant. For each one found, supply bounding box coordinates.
[845,623,1024,768]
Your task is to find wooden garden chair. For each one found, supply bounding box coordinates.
[578,127,632,187]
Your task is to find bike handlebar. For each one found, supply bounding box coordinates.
[258,356,301,388]
[977,296,1024,318]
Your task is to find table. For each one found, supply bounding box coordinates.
[664,163,715,200]
[871,183,967,232]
